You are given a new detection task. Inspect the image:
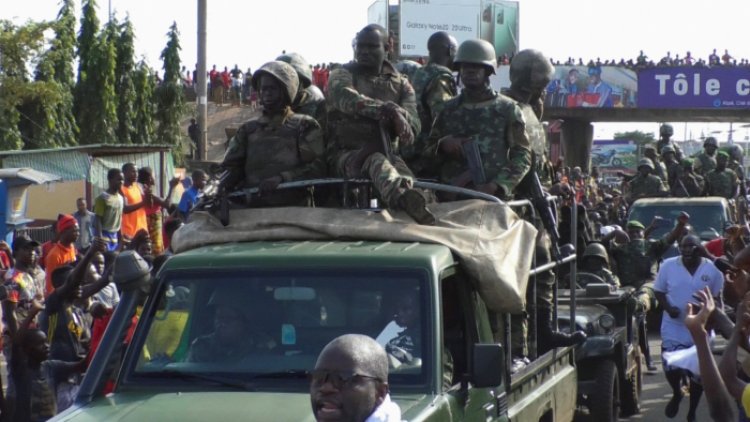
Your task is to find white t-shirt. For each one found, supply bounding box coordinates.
[654,256,723,349]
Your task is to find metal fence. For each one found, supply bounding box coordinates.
[15,225,55,243]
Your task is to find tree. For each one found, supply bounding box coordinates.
[614,130,656,158]
[132,61,156,144]
[154,22,187,154]
[29,0,79,148]
[114,17,136,144]
[0,20,58,150]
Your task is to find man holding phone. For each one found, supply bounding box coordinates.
[654,234,724,420]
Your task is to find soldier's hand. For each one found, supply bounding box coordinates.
[391,111,413,145]
[259,176,283,193]
[438,136,468,158]
[677,212,690,224]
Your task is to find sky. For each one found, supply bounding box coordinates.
[7,0,750,141]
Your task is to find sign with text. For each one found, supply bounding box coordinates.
[638,67,750,108]
[399,0,479,57]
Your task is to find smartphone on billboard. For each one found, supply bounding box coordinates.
[493,1,518,58]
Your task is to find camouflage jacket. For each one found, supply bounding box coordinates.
[627,174,668,202]
[671,173,705,197]
[293,85,327,130]
[693,152,716,175]
[610,238,669,287]
[326,61,419,154]
[222,107,325,188]
[411,62,457,137]
[653,160,669,182]
[426,90,531,197]
[705,168,739,198]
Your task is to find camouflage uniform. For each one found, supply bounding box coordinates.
[652,158,669,182]
[705,168,739,199]
[426,92,530,198]
[671,172,705,197]
[326,61,420,207]
[610,237,670,313]
[222,107,325,206]
[294,85,327,129]
[693,152,717,176]
[627,173,668,202]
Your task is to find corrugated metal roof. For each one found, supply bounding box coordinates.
[2,150,90,182]
[0,144,173,157]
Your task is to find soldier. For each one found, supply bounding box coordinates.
[644,145,668,182]
[626,158,669,204]
[407,31,458,176]
[692,136,718,176]
[604,215,690,371]
[426,39,530,199]
[220,61,325,206]
[671,159,705,197]
[579,242,619,287]
[705,150,739,200]
[727,144,747,222]
[655,123,683,161]
[276,52,327,128]
[327,24,434,225]
[660,144,680,189]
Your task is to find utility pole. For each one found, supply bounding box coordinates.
[197,0,208,160]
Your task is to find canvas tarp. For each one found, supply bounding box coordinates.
[172,200,538,313]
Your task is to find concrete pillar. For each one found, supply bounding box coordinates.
[561,120,594,172]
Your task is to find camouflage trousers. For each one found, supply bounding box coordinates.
[511,228,555,358]
[336,151,415,207]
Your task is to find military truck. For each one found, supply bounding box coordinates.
[628,197,732,241]
[53,181,579,422]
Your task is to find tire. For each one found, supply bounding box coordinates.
[621,351,642,416]
[588,360,620,422]
[612,157,622,166]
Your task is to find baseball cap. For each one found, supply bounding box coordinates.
[13,235,40,255]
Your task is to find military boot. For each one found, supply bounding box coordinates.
[397,189,437,225]
[537,307,586,354]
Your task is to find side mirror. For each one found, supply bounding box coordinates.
[471,343,504,388]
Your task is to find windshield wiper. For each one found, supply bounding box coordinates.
[248,370,309,380]
[148,369,256,391]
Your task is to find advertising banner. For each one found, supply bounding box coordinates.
[479,0,519,58]
[591,140,637,170]
[399,0,479,57]
[544,66,638,108]
[638,67,750,109]
[367,0,389,31]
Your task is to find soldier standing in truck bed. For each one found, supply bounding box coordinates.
[276,52,326,129]
[220,61,325,206]
[327,24,435,225]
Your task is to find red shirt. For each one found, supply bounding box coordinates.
[705,238,725,258]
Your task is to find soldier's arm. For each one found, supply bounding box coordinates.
[425,75,456,123]
[327,68,384,120]
[492,107,532,196]
[280,120,326,182]
[221,124,249,169]
[395,79,421,139]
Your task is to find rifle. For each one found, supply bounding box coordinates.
[462,139,487,186]
[519,162,562,259]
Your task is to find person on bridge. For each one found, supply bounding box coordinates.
[656,123,684,162]
[693,137,718,176]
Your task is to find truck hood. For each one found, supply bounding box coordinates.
[53,391,429,422]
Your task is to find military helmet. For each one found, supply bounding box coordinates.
[661,144,675,155]
[637,158,654,170]
[704,136,718,147]
[276,52,312,89]
[728,144,744,160]
[509,49,554,87]
[252,61,300,104]
[454,39,497,73]
[582,242,609,265]
[660,123,674,137]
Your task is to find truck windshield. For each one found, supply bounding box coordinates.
[628,203,727,240]
[130,269,429,387]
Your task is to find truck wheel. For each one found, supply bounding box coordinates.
[621,353,642,416]
[588,360,619,422]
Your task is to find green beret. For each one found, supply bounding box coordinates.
[681,158,694,167]
[718,150,730,158]
[626,220,645,230]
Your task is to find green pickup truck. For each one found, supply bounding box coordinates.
[52,188,578,422]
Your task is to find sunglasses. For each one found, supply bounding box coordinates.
[308,370,382,388]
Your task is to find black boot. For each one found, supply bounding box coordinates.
[397,189,436,225]
[537,307,586,354]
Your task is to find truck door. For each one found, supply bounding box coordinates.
[441,272,503,421]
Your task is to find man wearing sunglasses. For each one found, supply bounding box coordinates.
[310,334,401,422]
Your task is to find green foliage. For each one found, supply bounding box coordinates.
[76,0,99,80]
[155,22,187,153]
[132,61,156,144]
[114,17,136,144]
[614,130,656,145]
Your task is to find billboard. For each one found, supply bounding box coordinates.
[638,67,750,109]
[479,0,519,58]
[399,0,480,57]
[591,140,637,170]
[367,0,389,31]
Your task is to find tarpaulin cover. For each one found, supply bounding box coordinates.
[172,200,537,313]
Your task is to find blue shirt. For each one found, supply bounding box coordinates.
[178,187,202,217]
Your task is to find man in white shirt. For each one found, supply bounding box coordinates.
[654,234,724,421]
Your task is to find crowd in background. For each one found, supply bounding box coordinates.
[550,48,750,69]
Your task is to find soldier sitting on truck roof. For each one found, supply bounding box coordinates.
[705,151,739,201]
[326,24,435,225]
[219,61,326,206]
[625,158,669,204]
